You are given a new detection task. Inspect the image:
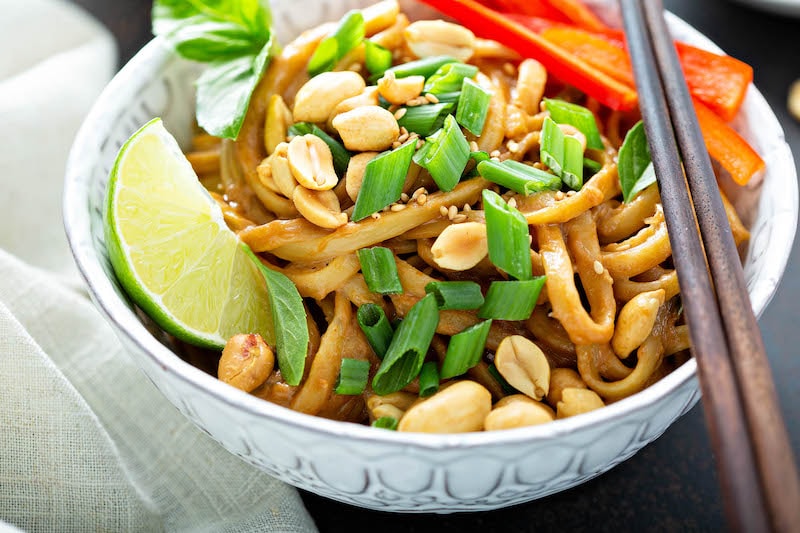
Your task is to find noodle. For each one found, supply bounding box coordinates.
[179,0,752,432]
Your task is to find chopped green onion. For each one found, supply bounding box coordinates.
[352,139,417,221]
[308,10,365,76]
[440,320,492,379]
[584,157,602,174]
[412,115,470,192]
[464,150,490,178]
[364,40,392,77]
[372,416,399,430]
[289,122,350,177]
[372,293,440,395]
[561,135,584,190]
[357,304,394,360]
[431,91,462,104]
[424,63,479,94]
[487,363,518,395]
[384,55,457,79]
[482,189,532,281]
[242,245,308,386]
[335,358,371,395]
[617,120,656,203]
[397,102,454,136]
[456,78,491,135]
[357,247,403,294]
[544,98,604,150]
[478,160,561,195]
[418,361,440,397]
[425,281,484,310]
[478,278,546,320]
[541,116,565,176]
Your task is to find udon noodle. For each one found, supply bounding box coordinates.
[183,0,750,432]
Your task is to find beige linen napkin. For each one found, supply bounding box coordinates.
[0,1,317,531]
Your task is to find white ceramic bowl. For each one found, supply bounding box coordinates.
[730,0,800,17]
[63,0,797,513]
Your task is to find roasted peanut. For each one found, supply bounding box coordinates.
[345,152,379,202]
[264,94,293,155]
[331,105,399,151]
[256,158,281,193]
[547,367,587,407]
[362,0,400,35]
[404,20,475,62]
[494,335,550,401]
[367,391,417,421]
[287,134,338,191]
[556,387,605,419]
[293,186,348,229]
[218,334,274,393]
[611,289,665,357]
[268,142,297,198]
[429,221,488,271]
[378,73,425,105]
[293,71,366,123]
[398,380,491,433]
[484,394,555,430]
[328,86,380,128]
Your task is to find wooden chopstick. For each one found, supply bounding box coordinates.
[619,1,800,531]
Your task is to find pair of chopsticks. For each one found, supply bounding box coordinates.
[619,1,800,531]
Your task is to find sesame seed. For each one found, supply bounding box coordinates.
[416,194,427,205]
[425,93,440,104]
[566,190,577,197]
[400,126,409,136]
[469,141,479,152]
[391,203,407,212]
[398,132,409,143]
[463,203,472,212]
[555,191,565,201]
[502,62,516,76]
[448,205,458,220]
[490,150,501,158]
[394,108,407,120]
[507,197,517,209]
[385,70,396,82]
[392,141,401,149]
[593,260,604,275]
[371,212,381,220]
[439,205,449,217]
[400,193,409,202]
[416,139,425,149]
[452,214,467,223]
[348,63,361,72]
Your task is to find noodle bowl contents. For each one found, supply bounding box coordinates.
[110,0,757,433]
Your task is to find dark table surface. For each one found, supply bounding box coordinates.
[67,0,800,530]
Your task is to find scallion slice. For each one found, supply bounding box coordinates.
[561,135,584,190]
[456,78,491,135]
[397,102,454,136]
[372,416,399,430]
[356,304,393,360]
[308,10,365,76]
[482,189,532,281]
[424,62,479,94]
[335,358,371,395]
[352,139,416,221]
[384,55,457,79]
[372,293,440,395]
[477,159,561,195]
[364,40,392,77]
[544,98,604,150]
[439,320,492,379]
[357,246,403,294]
[431,91,462,104]
[584,157,602,174]
[418,361,440,397]
[541,116,565,176]
[477,278,546,320]
[425,281,484,310]
[412,115,470,192]
[289,122,350,177]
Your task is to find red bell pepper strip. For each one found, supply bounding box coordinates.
[539,25,753,121]
[544,0,610,32]
[485,0,610,31]
[421,0,639,111]
[693,99,764,185]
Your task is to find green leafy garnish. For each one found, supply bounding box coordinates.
[152,0,275,139]
[618,121,656,203]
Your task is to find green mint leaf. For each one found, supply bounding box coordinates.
[242,245,308,386]
[195,36,273,139]
[618,120,657,203]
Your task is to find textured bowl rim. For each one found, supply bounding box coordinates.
[64,13,797,451]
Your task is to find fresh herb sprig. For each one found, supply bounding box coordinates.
[152,0,276,139]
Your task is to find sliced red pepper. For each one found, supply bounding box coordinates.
[421,0,638,111]
[483,0,610,31]
[544,0,610,32]
[693,99,764,185]
[539,25,753,121]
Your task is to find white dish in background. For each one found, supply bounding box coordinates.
[63,0,797,512]
[730,0,800,17]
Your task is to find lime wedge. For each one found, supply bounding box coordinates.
[104,118,273,350]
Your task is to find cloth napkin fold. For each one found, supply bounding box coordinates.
[0,1,317,531]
